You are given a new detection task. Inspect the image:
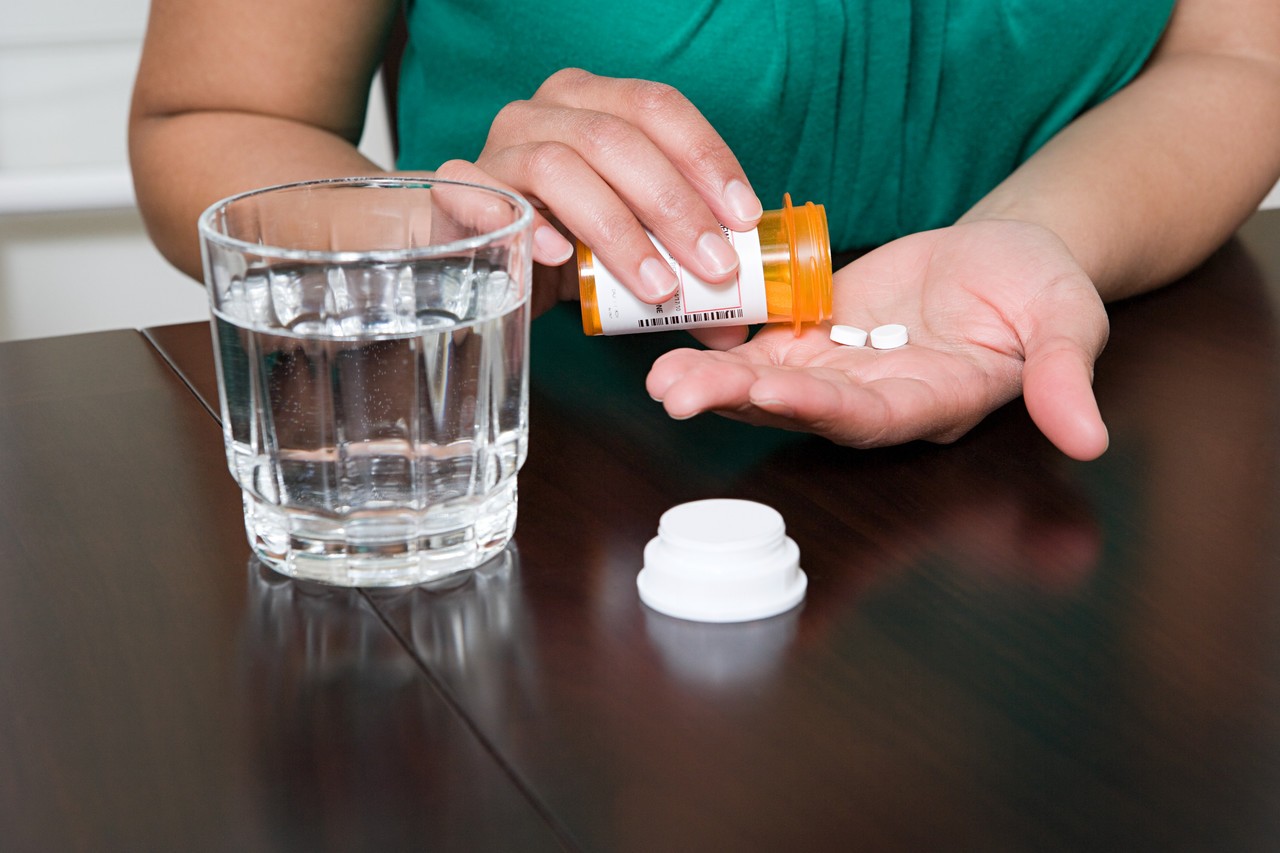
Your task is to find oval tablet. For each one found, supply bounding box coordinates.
[869,323,908,349]
[829,324,869,347]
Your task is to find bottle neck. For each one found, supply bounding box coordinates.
[757,194,832,333]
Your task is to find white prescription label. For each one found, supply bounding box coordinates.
[591,226,766,335]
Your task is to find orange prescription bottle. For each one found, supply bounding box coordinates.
[577,194,832,336]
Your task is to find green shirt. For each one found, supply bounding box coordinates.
[397,1,1175,252]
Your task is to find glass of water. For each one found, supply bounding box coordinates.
[199,177,534,587]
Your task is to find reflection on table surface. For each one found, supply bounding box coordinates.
[1,211,1279,850]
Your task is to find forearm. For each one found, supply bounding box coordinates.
[963,45,1280,301]
[130,111,386,280]
[128,0,399,280]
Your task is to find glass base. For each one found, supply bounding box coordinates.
[243,483,518,587]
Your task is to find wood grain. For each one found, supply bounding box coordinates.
[100,208,1280,849]
[0,331,564,852]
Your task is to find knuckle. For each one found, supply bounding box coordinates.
[588,208,640,253]
[682,136,730,176]
[627,79,686,116]
[489,99,531,136]
[647,183,689,225]
[538,67,593,96]
[574,111,632,159]
[521,141,575,183]
[434,159,472,180]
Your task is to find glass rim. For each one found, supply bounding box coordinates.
[197,175,535,263]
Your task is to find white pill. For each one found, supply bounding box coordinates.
[829,324,869,347]
[870,323,909,349]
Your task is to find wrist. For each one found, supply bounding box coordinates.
[957,197,1117,298]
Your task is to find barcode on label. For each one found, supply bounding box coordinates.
[637,308,744,328]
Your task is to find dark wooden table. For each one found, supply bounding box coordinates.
[5,212,1280,852]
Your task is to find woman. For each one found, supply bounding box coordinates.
[129,0,1280,460]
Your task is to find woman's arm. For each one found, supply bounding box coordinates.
[129,0,401,279]
[646,0,1280,460]
[129,3,758,321]
[961,0,1280,300]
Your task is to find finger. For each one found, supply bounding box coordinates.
[1021,286,1110,461]
[1022,340,1109,461]
[647,347,698,400]
[651,347,980,445]
[533,69,764,231]
[743,369,897,445]
[688,324,750,350]
[478,141,681,302]
[649,348,871,438]
[486,99,741,287]
[651,353,891,442]
[646,349,761,417]
[745,362,1000,448]
[531,262,581,318]
[432,159,573,266]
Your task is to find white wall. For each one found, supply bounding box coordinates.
[1264,181,1280,212]
[0,0,394,343]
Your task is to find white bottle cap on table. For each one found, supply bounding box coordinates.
[637,499,807,623]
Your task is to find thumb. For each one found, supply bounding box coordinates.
[1021,286,1110,461]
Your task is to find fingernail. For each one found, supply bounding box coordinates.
[723,179,763,224]
[696,230,740,277]
[534,225,574,264]
[640,256,679,301]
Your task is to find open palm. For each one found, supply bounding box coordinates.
[646,219,1111,460]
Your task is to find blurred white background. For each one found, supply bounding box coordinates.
[0,0,393,343]
[0,1,1277,343]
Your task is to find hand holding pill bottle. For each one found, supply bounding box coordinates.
[577,194,832,336]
